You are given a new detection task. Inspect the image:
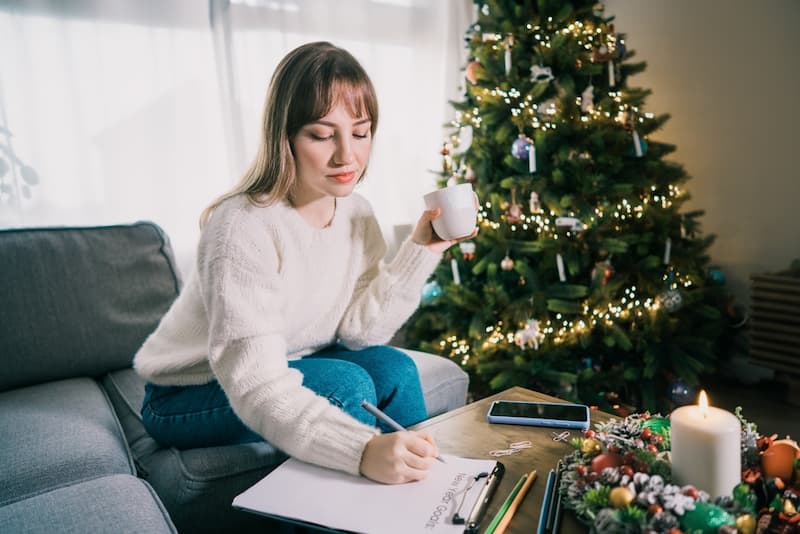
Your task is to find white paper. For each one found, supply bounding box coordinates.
[233,455,498,534]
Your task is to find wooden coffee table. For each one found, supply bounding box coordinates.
[411,386,614,534]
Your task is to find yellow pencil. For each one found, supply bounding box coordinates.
[493,469,538,534]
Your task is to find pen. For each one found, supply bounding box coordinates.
[545,460,563,532]
[493,469,537,534]
[465,462,504,533]
[360,400,445,463]
[536,469,556,534]
[484,472,528,534]
[548,461,564,533]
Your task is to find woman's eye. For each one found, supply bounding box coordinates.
[310,133,333,141]
[353,131,370,139]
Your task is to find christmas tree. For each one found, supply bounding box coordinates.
[402,0,732,413]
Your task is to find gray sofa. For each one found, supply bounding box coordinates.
[0,222,469,533]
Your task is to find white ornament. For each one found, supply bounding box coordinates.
[530,65,554,83]
[581,84,595,113]
[451,258,461,285]
[555,216,587,233]
[556,253,567,282]
[514,319,545,350]
[529,192,541,213]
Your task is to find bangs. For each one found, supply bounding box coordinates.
[327,79,376,123]
[286,46,379,136]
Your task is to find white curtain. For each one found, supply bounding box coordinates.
[0,0,472,274]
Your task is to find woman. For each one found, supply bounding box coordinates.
[134,41,474,484]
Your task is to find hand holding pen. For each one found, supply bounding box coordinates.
[359,400,443,484]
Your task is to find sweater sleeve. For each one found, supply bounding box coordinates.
[337,213,442,349]
[198,208,378,475]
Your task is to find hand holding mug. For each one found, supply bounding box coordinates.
[413,183,479,253]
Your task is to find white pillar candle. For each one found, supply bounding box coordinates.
[670,391,741,498]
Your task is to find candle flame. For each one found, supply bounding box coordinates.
[698,390,709,417]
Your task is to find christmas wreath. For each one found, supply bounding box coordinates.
[560,410,800,533]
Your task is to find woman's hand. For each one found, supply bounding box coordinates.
[359,431,440,484]
[411,194,480,254]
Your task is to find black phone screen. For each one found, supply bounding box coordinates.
[489,401,588,422]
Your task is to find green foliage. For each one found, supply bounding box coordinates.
[401,0,732,413]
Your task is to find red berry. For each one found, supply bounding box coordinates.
[648,504,663,516]
[584,429,595,438]
[647,444,659,454]
[683,487,699,499]
[621,465,634,477]
[641,428,652,440]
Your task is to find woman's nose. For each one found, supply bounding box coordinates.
[333,137,355,165]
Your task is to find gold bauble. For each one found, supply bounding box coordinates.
[735,513,756,534]
[581,437,602,456]
[608,486,634,508]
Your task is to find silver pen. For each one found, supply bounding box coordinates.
[360,400,446,463]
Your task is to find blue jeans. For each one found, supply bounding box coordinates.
[141,345,428,449]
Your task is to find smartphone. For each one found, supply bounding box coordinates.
[486,400,590,430]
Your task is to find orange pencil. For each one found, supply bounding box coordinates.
[493,469,537,534]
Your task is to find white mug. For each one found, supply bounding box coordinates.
[423,183,478,240]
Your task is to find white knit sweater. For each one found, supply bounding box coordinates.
[134,193,442,475]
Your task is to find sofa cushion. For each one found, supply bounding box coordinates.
[0,378,135,505]
[0,474,176,534]
[0,222,180,392]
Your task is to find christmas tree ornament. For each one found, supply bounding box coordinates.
[592,44,613,63]
[459,241,475,260]
[555,216,587,233]
[465,61,482,84]
[591,259,615,285]
[581,437,602,455]
[530,65,554,83]
[556,253,567,282]
[503,35,514,76]
[514,319,544,349]
[421,280,442,304]
[440,142,453,173]
[481,32,498,42]
[708,268,726,285]
[632,129,646,157]
[506,189,522,223]
[501,254,515,271]
[663,237,672,265]
[669,379,694,405]
[529,191,541,213]
[608,60,616,87]
[616,40,627,63]
[609,486,635,508]
[679,502,736,534]
[450,258,461,285]
[510,134,536,173]
[760,439,799,481]
[658,288,683,312]
[581,84,595,113]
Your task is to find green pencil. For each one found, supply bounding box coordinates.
[483,472,528,534]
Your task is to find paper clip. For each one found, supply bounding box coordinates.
[489,440,532,457]
[551,431,570,442]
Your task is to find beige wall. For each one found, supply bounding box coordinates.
[605,0,800,308]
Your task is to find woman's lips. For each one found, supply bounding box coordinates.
[330,171,356,183]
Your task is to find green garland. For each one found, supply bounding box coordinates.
[559,409,800,533]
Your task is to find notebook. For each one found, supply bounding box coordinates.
[233,454,500,533]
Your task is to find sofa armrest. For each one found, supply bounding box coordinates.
[395,348,469,417]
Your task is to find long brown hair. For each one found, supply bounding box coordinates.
[200,41,379,227]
